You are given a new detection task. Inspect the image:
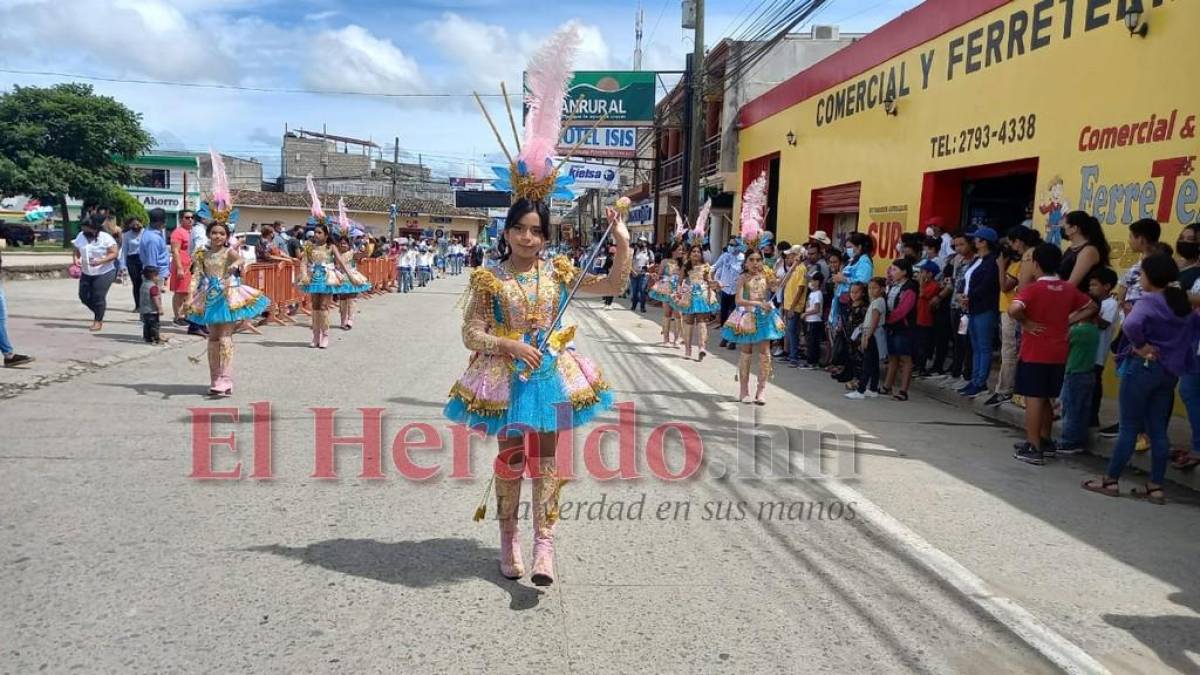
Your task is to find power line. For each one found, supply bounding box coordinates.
[0,68,510,98]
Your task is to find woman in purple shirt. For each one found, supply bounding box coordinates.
[1083,253,1200,504]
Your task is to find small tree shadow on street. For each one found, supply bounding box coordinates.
[245,537,543,611]
[1103,592,1200,674]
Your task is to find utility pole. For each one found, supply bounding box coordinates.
[389,136,398,240]
[633,5,644,71]
[683,0,705,222]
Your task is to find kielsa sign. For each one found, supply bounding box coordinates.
[525,71,655,127]
[558,126,637,159]
[561,161,620,191]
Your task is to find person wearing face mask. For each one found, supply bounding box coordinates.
[830,232,875,330]
[713,237,745,347]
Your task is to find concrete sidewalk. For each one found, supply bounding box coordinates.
[1,253,73,280]
[0,277,203,398]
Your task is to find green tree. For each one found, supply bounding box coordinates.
[0,83,152,245]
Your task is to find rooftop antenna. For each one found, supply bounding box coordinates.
[633,4,644,71]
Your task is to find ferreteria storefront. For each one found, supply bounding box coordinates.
[737,0,1198,272]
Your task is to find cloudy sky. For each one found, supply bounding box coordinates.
[0,0,919,179]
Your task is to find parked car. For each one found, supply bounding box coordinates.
[0,221,35,247]
[36,228,64,243]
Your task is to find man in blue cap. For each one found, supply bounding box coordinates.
[959,225,1001,398]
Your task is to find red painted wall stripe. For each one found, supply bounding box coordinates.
[738,0,1012,129]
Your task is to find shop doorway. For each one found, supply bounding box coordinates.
[810,181,862,249]
[920,157,1038,237]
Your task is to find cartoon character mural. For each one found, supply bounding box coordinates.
[1038,174,1070,246]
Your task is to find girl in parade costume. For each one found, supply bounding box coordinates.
[721,248,784,404]
[445,25,631,586]
[648,241,686,347]
[674,244,721,361]
[299,224,354,349]
[330,199,371,330]
[184,152,269,397]
[332,236,370,330]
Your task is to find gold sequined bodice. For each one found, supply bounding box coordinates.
[742,274,771,301]
[494,262,562,333]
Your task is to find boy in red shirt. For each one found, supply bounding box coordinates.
[914,260,940,376]
[1009,244,1097,465]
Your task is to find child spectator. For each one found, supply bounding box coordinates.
[1055,307,1101,454]
[882,259,918,401]
[841,282,870,398]
[1010,244,1096,465]
[914,260,940,376]
[802,272,825,368]
[848,278,887,399]
[1088,267,1119,430]
[139,266,165,344]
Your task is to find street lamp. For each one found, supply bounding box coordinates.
[786,131,797,146]
[1124,0,1148,37]
[883,95,898,116]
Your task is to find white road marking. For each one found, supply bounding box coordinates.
[590,308,1110,675]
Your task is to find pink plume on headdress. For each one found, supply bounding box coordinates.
[517,24,579,181]
[672,206,688,239]
[208,148,230,211]
[692,198,712,240]
[739,172,768,244]
[337,197,350,234]
[305,174,324,220]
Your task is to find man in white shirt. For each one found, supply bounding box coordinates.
[187,209,208,254]
[712,237,744,348]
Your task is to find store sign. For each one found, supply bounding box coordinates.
[525,71,655,126]
[629,200,654,225]
[814,0,1165,128]
[449,177,490,191]
[866,205,909,257]
[557,126,637,159]
[128,189,190,210]
[561,161,620,191]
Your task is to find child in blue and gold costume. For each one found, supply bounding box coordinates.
[445,198,631,587]
[721,248,784,404]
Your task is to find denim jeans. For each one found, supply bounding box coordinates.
[399,269,413,293]
[968,310,997,390]
[629,273,648,311]
[78,269,117,322]
[1178,372,1200,454]
[858,337,880,393]
[0,284,13,355]
[1058,371,1095,447]
[1107,360,1177,484]
[787,313,803,363]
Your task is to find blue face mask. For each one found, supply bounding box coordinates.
[846,245,856,257]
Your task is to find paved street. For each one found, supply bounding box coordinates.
[1,274,1198,674]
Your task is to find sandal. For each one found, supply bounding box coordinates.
[1171,454,1200,471]
[892,391,908,402]
[878,386,892,396]
[1081,477,1119,497]
[1129,484,1166,505]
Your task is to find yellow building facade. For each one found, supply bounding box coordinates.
[736,0,1198,271]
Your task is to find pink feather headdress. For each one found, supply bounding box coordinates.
[672,206,689,242]
[519,24,578,182]
[208,148,231,214]
[740,172,768,246]
[305,174,325,221]
[692,198,712,242]
[337,197,350,235]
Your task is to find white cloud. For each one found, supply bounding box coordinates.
[305,10,338,21]
[303,25,424,95]
[0,0,240,82]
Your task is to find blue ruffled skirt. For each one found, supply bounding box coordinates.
[300,264,340,295]
[444,351,613,438]
[721,306,786,344]
[675,285,720,315]
[188,276,270,326]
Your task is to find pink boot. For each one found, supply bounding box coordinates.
[206,339,221,396]
[319,329,330,349]
[530,457,563,586]
[214,336,234,396]
[495,472,525,580]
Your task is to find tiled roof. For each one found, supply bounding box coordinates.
[230,190,484,219]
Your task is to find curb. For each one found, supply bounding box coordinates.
[911,377,1200,492]
[1,264,72,281]
[0,333,204,400]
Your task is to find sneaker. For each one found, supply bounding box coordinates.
[984,393,1013,407]
[844,391,866,400]
[1098,424,1120,438]
[2,354,33,367]
[864,390,879,398]
[957,383,974,395]
[788,361,801,368]
[1013,443,1045,465]
[1056,443,1087,456]
[1041,439,1058,459]
[961,385,986,398]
